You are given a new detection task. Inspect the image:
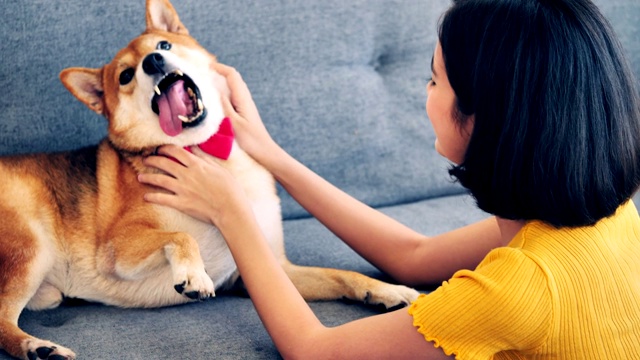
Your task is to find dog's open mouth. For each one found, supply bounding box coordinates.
[151,70,207,137]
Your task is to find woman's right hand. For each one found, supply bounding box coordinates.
[211,62,281,166]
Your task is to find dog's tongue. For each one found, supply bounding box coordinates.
[156,80,189,137]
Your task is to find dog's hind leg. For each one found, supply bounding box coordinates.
[0,215,75,359]
[25,282,64,311]
[282,261,420,310]
[97,227,215,303]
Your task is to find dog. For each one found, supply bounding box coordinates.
[0,0,420,358]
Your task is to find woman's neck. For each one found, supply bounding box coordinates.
[496,217,526,245]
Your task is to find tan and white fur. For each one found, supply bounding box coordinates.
[0,0,419,359]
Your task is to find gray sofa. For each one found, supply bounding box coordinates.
[1,0,638,359]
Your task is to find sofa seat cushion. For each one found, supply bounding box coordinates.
[6,194,487,360]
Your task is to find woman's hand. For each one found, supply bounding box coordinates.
[138,145,250,226]
[212,62,281,167]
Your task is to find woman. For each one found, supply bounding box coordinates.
[138,0,640,358]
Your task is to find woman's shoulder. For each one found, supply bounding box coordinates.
[512,200,640,259]
[505,199,640,300]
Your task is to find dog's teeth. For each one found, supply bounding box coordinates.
[197,99,204,111]
[187,87,195,98]
[154,86,161,96]
[175,70,184,76]
[178,115,190,122]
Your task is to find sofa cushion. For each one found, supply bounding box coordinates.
[0,0,638,359]
[7,194,488,360]
[0,0,460,220]
[1,0,638,219]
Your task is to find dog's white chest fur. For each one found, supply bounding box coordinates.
[34,146,282,309]
[157,208,237,288]
[153,148,284,293]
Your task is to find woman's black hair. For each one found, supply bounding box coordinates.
[440,0,640,227]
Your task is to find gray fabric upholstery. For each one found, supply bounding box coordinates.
[0,0,462,220]
[7,195,489,360]
[0,0,638,359]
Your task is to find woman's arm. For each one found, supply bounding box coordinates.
[138,147,453,359]
[265,142,502,285]
[213,63,505,285]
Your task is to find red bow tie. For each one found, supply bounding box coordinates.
[185,117,234,160]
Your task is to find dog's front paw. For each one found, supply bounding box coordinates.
[23,339,76,360]
[172,266,215,301]
[363,284,420,311]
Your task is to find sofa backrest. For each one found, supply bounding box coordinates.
[1,0,638,219]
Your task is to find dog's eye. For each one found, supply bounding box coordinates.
[157,41,172,51]
[119,68,135,85]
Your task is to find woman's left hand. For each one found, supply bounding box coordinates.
[138,144,248,226]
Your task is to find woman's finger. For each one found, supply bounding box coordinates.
[220,95,244,125]
[212,62,245,91]
[142,191,180,208]
[142,155,184,178]
[155,144,196,168]
[211,63,255,109]
[138,173,179,193]
[211,62,234,76]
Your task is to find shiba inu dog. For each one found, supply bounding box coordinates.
[0,0,419,358]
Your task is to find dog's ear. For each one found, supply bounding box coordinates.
[146,0,189,35]
[59,68,105,115]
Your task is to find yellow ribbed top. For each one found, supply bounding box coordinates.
[408,201,640,359]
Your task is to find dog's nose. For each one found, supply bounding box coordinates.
[142,53,165,75]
